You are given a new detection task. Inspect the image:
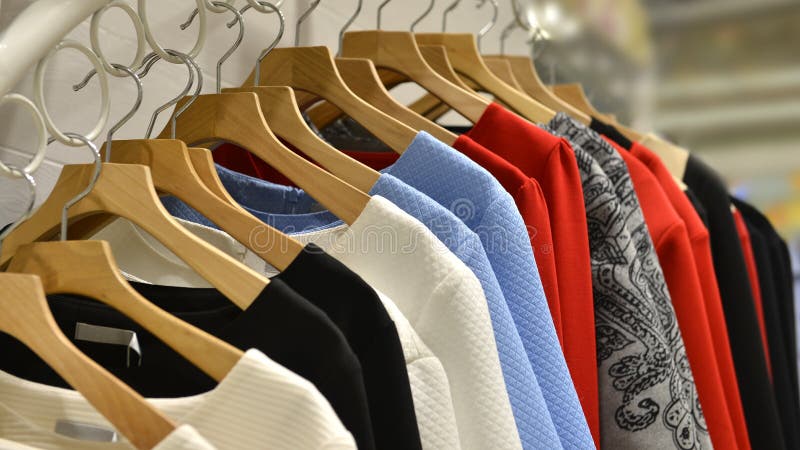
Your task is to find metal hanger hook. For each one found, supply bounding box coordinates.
[376,0,392,30]
[0,165,36,253]
[499,18,517,55]
[180,1,244,93]
[138,49,200,138]
[59,132,102,242]
[442,0,461,32]
[104,64,143,162]
[238,1,285,86]
[0,94,47,176]
[74,0,148,90]
[338,0,362,56]
[296,0,322,46]
[476,0,498,51]
[410,0,434,32]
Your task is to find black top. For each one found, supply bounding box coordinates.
[733,198,800,450]
[588,117,633,149]
[683,155,786,450]
[741,218,799,450]
[684,187,710,229]
[0,278,377,450]
[277,244,422,450]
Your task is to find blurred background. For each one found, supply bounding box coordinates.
[1,0,798,240]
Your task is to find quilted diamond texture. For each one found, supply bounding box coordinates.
[388,134,594,450]
[373,175,563,449]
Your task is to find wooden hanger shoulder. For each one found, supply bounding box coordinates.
[243,46,418,154]
[415,33,556,124]
[8,240,244,383]
[0,273,175,450]
[161,92,371,225]
[104,139,304,272]
[342,30,490,123]
[0,163,268,309]
[487,55,590,124]
[224,86,381,193]
[185,147,248,213]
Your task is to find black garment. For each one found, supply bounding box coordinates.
[684,187,710,229]
[683,155,786,450]
[742,219,800,450]
[0,279,377,450]
[734,198,800,450]
[277,244,422,450]
[588,117,633,150]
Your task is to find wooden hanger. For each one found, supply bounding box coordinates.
[102,139,304,272]
[8,240,243,382]
[185,146,249,213]
[241,46,418,154]
[489,55,591,123]
[308,44,474,127]
[156,92,371,225]
[408,49,529,122]
[0,163,268,310]
[485,58,524,91]
[414,33,556,123]
[551,83,607,119]
[552,83,644,140]
[303,58,458,145]
[0,273,175,450]
[640,133,690,179]
[223,85,380,194]
[341,31,490,123]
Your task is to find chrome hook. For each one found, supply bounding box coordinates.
[338,0,362,56]
[232,1,285,86]
[180,0,244,93]
[411,0,435,32]
[442,0,461,31]
[104,64,143,162]
[59,132,102,241]
[376,0,392,30]
[138,50,202,139]
[476,0,498,51]
[499,18,517,55]
[296,0,322,46]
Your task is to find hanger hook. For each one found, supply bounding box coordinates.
[296,0,322,46]
[73,1,148,90]
[59,132,102,241]
[499,18,517,55]
[376,0,392,30]
[234,1,285,86]
[0,94,47,176]
[139,50,201,138]
[35,40,110,147]
[442,0,461,32]
[338,0,362,56]
[103,64,143,162]
[410,0,434,32]
[180,1,244,93]
[476,0,498,51]
[0,165,36,253]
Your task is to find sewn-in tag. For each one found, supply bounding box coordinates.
[74,323,142,367]
[54,420,119,442]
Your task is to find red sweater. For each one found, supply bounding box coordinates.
[632,143,752,450]
[608,140,738,450]
[732,207,772,379]
[463,104,598,445]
